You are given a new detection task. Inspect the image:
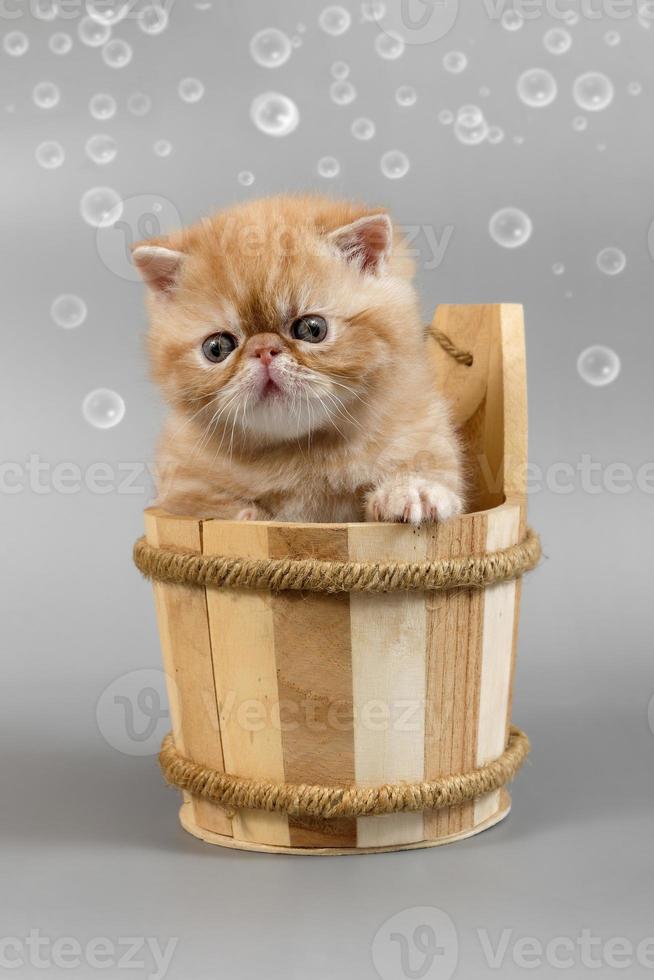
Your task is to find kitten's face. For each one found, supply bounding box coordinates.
[134,196,420,445]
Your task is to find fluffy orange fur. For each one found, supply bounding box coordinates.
[133,194,464,524]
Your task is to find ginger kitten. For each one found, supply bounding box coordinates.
[133,195,464,524]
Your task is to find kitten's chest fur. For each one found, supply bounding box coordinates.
[234,441,373,522]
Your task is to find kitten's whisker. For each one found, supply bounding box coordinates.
[319,389,365,434]
[312,391,346,440]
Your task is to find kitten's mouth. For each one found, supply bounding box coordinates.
[261,378,283,399]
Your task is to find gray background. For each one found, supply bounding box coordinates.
[2,1,654,978]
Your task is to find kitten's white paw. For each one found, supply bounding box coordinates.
[366,478,464,526]
[236,505,261,521]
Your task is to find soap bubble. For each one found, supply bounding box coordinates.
[438,108,454,125]
[153,139,173,157]
[604,29,621,45]
[361,1,385,20]
[317,156,340,178]
[395,85,417,107]
[572,115,587,131]
[573,72,614,111]
[380,149,410,179]
[238,170,255,186]
[85,133,118,165]
[489,207,533,248]
[33,82,60,110]
[443,50,467,73]
[78,16,111,46]
[501,10,523,30]
[102,39,133,68]
[351,116,375,140]
[458,104,483,125]
[127,91,151,115]
[3,31,29,56]
[250,28,292,68]
[454,104,488,144]
[138,4,169,35]
[49,32,73,54]
[543,27,571,54]
[33,0,58,20]
[178,77,205,102]
[319,6,351,35]
[627,81,642,96]
[86,0,130,26]
[330,80,356,105]
[596,247,626,275]
[375,31,405,60]
[517,68,557,107]
[331,60,350,79]
[51,294,87,329]
[479,85,491,97]
[577,346,620,386]
[487,125,505,144]
[83,388,126,429]
[36,140,65,169]
[80,186,123,227]
[552,262,565,275]
[250,92,300,137]
[89,93,117,120]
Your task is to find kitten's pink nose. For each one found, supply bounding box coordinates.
[251,336,282,366]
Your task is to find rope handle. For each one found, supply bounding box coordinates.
[134,527,540,594]
[159,727,530,819]
[430,327,474,367]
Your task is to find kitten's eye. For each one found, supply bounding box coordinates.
[202,332,238,363]
[291,315,328,344]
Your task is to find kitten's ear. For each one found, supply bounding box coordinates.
[131,242,184,295]
[327,214,393,275]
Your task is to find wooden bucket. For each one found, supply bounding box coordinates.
[141,304,532,855]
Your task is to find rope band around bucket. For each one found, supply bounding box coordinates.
[159,727,530,819]
[133,527,540,594]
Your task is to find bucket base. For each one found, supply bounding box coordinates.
[178,799,511,856]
